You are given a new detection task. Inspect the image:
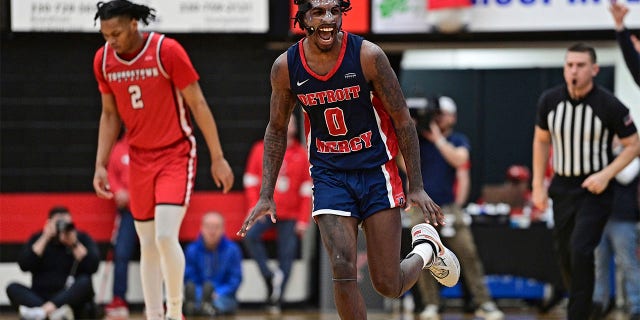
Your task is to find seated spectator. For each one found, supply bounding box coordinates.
[6,206,100,320]
[480,165,531,209]
[479,165,547,222]
[183,212,243,316]
[242,114,311,314]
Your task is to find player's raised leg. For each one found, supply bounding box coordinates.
[363,208,425,298]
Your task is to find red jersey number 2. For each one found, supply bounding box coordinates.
[128,85,144,109]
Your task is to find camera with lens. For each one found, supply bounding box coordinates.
[407,96,441,132]
[55,220,75,236]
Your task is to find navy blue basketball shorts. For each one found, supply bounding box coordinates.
[310,159,406,221]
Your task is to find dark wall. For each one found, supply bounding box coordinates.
[0,32,281,192]
[0,0,620,194]
[400,67,615,203]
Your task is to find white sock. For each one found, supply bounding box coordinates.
[408,243,434,268]
[145,308,165,320]
[166,297,183,320]
[155,205,186,320]
[134,220,164,320]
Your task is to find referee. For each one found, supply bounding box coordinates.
[532,43,640,319]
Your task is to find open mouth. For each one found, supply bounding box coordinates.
[317,26,335,42]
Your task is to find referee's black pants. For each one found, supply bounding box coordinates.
[549,176,613,320]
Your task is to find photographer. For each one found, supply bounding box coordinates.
[6,206,100,320]
[406,96,504,320]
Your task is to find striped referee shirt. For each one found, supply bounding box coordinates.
[536,84,637,177]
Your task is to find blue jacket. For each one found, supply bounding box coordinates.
[184,235,243,297]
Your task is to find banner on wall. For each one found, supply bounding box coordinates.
[289,0,370,35]
[372,0,640,34]
[372,0,430,33]
[11,0,268,33]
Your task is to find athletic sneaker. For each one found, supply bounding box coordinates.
[18,306,46,320]
[183,282,197,316]
[104,296,129,319]
[474,301,505,320]
[419,304,440,320]
[200,302,216,317]
[269,268,284,304]
[411,223,460,287]
[200,282,216,317]
[49,304,74,320]
[267,301,282,316]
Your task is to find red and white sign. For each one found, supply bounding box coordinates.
[372,0,640,34]
[11,0,268,33]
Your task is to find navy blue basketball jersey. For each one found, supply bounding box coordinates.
[287,32,399,170]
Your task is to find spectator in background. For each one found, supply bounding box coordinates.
[609,2,640,87]
[183,212,243,316]
[407,96,503,320]
[242,114,312,314]
[6,206,100,320]
[504,165,532,209]
[479,165,546,221]
[532,43,640,319]
[592,142,640,320]
[103,132,137,319]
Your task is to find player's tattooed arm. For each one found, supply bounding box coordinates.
[361,41,424,192]
[362,42,443,224]
[394,123,425,192]
[261,53,297,198]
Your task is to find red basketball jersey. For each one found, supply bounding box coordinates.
[94,32,199,149]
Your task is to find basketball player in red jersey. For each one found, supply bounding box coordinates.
[92,1,234,319]
[238,1,459,319]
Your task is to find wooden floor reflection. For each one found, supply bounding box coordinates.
[2,305,636,319]
[0,306,572,320]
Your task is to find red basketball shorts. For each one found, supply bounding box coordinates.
[129,139,197,221]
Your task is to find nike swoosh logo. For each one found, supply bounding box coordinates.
[296,79,309,86]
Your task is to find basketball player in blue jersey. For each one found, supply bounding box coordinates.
[237,1,460,318]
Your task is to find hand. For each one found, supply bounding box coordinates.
[609,1,628,30]
[581,171,611,194]
[58,229,78,248]
[422,122,443,144]
[531,185,548,211]
[42,220,57,240]
[42,302,56,316]
[72,243,88,261]
[237,197,276,237]
[406,189,444,226]
[211,158,234,193]
[93,166,113,199]
[59,230,87,260]
[114,190,130,208]
[295,221,309,237]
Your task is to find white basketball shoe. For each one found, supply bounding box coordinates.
[411,223,460,287]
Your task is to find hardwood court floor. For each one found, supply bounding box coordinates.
[0,307,569,320]
[0,306,633,320]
